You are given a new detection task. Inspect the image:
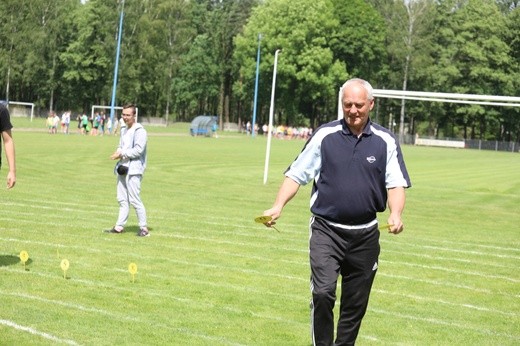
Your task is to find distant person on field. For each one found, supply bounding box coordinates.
[262,123,268,136]
[46,112,54,134]
[61,110,71,134]
[105,103,149,237]
[76,114,82,134]
[91,111,100,136]
[212,122,218,138]
[106,115,113,135]
[81,113,89,134]
[0,103,16,189]
[113,115,124,136]
[119,116,125,133]
[100,112,106,135]
[261,78,411,345]
[52,112,60,134]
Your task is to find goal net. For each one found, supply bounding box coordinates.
[5,101,35,121]
[91,105,139,123]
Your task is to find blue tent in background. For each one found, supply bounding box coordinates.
[190,115,218,136]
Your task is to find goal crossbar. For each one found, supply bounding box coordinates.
[7,101,35,121]
[337,89,520,120]
[91,105,139,122]
[373,89,520,103]
[372,94,520,108]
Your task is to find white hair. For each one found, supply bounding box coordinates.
[341,78,374,101]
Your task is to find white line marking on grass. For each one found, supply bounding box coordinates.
[359,335,379,342]
[220,305,308,328]
[0,268,305,340]
[369,308,520,341]
[147,241,308,268]
[397,237,520,254]
[0,237,105,254]
[0,235,306,284]
[378,272,520,298]
[1,291,246,346]
[112,257,305,282]
[0,262,308,330]
[381,239,520,260]
[4,232,517,299]
[383,259,520,283]
[152,232,308,255]
[59,227,304,258]
[383,248,517,270]
[0,319,79,345]
[149,210,306,234]
[114,267,305,303]
[373,289,518,318]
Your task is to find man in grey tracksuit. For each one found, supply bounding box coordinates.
[107,103,149,237]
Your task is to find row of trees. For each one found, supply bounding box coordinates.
[0,0,519,141]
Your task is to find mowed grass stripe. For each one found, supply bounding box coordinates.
[0,270,304,346]
[373,288,519,317]
[384,248,517,270]
[4,232,515,298]
[2,268,307,324]
[369,307,520,341]
[1,291,247,346]
[2,124,519,344]
[383,259,519,283]
[383,240,520,260]
[4,264,516,342]
[0,237,307,285]
[8,226,516,285]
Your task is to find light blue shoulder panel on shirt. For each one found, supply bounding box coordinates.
[370,125,410,188]
[285,123,343,186]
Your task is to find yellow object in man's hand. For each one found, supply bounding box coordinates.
[254,215,281,232]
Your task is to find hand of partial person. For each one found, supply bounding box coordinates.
[110,149,122,160]
[387,215,404,234]
[262,206,282,228]
[6,172,15,189]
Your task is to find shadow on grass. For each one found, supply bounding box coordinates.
[0,254,33,268]
[103,226,154,236]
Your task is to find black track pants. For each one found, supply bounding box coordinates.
[309,216,380,346]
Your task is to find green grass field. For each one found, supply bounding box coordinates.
[1,118,519,345]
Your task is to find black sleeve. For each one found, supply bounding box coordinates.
[0,104,13,169]
[0,105,14,132]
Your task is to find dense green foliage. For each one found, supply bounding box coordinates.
[0,0,518,140]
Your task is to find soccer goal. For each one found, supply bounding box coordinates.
[6,101,35,121]
[337,89,520,120]
[91,105,139,123]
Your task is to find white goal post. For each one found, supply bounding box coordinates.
[337,89,520,120]
[5,101,36,121]
[91,105,139,123]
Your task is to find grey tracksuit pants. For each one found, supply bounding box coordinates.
[116,174,147,229]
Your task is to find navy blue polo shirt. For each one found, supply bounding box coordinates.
[285,118,411,225]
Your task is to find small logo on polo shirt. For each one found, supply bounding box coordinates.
[366,156,376,163]
[372,262,378,271]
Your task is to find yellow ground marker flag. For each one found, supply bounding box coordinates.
[60,259,70,279]
[128,263,138,283]
[19,251,29,270]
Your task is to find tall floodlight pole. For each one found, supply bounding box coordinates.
[251,34,262,138]
[263,49,281,185]
[110,0,125,127]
